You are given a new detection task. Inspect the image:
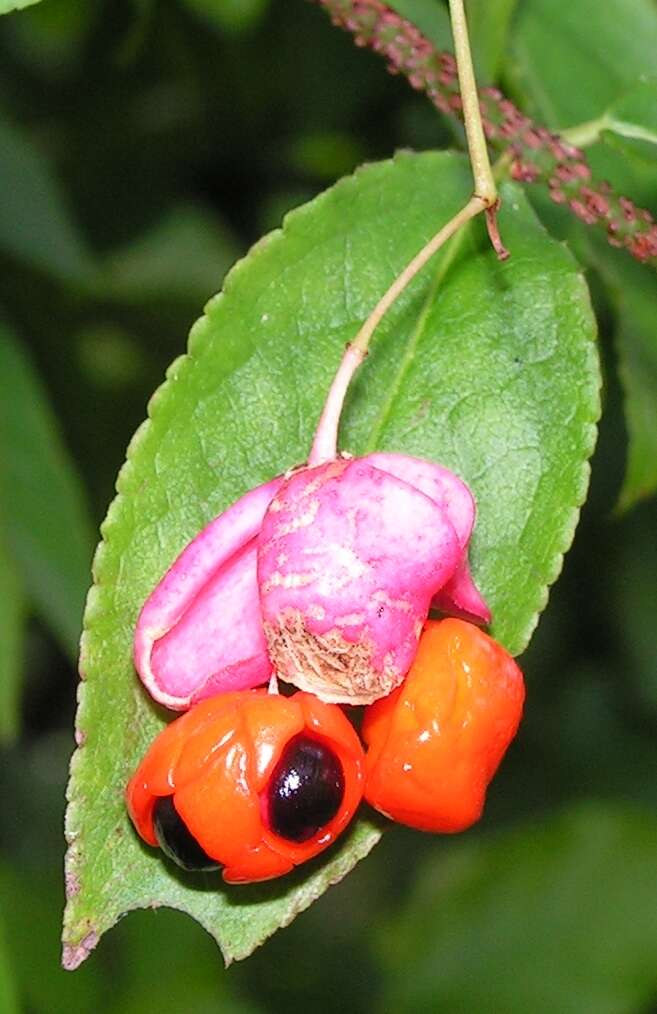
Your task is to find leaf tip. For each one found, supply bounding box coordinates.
[61,929,99,972]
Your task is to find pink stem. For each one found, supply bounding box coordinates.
[308,343,366,466]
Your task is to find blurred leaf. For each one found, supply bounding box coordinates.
[0,319,95,656]
[182,0,269,34]
[63,151,599,966]
[0,907,19,1014]
[379,803,657,1014]
[614,512,657,714]
[75,324,148,392]
[0,863,106,1014]
[562,80,657,170]
[602,128,657,172]
[0,535,25,745]
[107,909,266,1014]
[0,114,93,282]
[96,204,241,305]
[0,730,74,862]
[505,0,657,127]
[578,238,657,511]
[1,0,95,75]
[615,279,657,511]
[387,0,451,45]
[601,80,657,167]
[257,187,316,235]
[286,131,366,181]
[0,0,41,12]
[466,0,520,84]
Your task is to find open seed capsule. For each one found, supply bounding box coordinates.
[126,689,365,883]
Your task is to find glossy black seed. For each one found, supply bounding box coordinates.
[153,796,221,872]
[267,735,345,843]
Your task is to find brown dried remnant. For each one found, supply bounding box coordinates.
[264,611,400,705]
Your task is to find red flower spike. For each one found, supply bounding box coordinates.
[126,690,365,884]
[362,618,524,833]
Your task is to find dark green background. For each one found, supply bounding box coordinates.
[1,1,656,1012]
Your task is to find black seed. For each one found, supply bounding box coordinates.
[267,735,345,843]
[153,796,221,872]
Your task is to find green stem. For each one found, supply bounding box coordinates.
[364,213,473,452]
[315,0,657,270]
[563,113,657,150]
[308,1,509,465]
[448,0,507,258]
[560,115,608,149]
[309,196,487,464]
[350,195,485,356]
[448,0,497,206]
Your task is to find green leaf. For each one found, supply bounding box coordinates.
[559,81,657,168]
[0,114,92,282]
[0,905,19,1014]
[1,0,94,72]
[0,536,25,745]
[601,80,657,165]
[615,279,657,512]
[0,320,95,656]
[0,860,108,1014]
[614,513,657,715]
[378,803,657,1014]
[182,0,269,33]
[466,0,520,84]
[0,0,41,12]
[96,203,241,305]
[577,237,657,511]
[63,151,599,967]
[505,0,657,127]
[386,0,451,47]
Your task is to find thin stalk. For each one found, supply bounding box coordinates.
[317,0,657,269]
[350,194,485,356]
[448,0,496,205]
[309,344,366,465]
[307,1,506,466]
[560,115,608,149]
[308,195,486,465]
[448,0,508,258]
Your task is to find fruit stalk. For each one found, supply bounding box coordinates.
[315,0,657,267]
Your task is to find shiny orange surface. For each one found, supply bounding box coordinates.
[126,689,365,883]
[362,619,525,833]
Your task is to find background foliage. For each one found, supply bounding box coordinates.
[0,0,656,1011]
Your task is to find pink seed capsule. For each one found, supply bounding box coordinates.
[133,450,488,709]
[256,454,488,705]
[133,475,284,710]
[360,453,490,625]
